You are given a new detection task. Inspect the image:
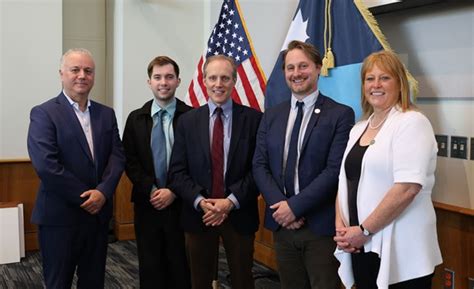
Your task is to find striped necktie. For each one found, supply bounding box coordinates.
[151,110,167,187]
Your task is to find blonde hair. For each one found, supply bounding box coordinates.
[360,50,416,119]
[203,55,237,81]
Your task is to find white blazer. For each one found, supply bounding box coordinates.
[334,106,442,288]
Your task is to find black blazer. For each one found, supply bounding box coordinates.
[169,102,262,234]
[122,98,192,207]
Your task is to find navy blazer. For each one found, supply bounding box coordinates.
[169,102,262,234]
[27,93,125,225]
[253,93,354,236]
[122,98,192,207]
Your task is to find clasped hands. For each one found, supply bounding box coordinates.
[150,188,176,210]
[80,189,106,215]
[270,201,304,230]
[333,226,370,253]
[200,198,234,227]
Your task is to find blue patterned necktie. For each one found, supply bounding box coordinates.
[151,110,167,188]
[285,101,304,197]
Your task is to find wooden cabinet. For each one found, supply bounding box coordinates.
[254,196,277,270]
[114,175,135,240]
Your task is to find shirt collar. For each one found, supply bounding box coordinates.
[208,98,233,118]
[63,90,91,111]
[151,97,177,118]
[291,90,319,110]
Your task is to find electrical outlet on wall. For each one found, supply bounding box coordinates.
[435,135,449,157]
[451,136,468,159]
[444,268,455,289]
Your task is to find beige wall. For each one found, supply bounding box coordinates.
[63,0,106,104]
[108,0,208,129]
[0,0,62,159]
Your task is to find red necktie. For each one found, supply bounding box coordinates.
[211,107,224,198]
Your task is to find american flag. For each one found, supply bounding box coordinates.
[185,0,266,111]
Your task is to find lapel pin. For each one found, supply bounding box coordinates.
[314,108,321,114]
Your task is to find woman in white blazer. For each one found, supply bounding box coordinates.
[333,51,442,289]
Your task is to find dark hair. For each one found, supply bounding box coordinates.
[147,56,180,78]
[281,40,322,70]
[203,55,237,80]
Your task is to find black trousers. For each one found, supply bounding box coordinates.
[38,221,109,289]
[134,203,191,289]
[351,252,434,289]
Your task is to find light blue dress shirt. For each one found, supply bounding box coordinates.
[193,98,240,210]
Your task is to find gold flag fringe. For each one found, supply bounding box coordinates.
[321,0,334,76]
[354,0,418,98]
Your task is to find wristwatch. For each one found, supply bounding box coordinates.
[359,224,372,236]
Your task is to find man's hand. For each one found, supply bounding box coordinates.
[205,198,234,213]
[270,200,296,227]
[80,189,106,215]
[284,218,305,230]
[200,198,234,227]
[150,188,176,210]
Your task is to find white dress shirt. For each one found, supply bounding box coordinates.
[63,92,94,159]
[283,90,319,195]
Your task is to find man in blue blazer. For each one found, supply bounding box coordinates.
[253,41,354,289]
[27,48,125,289]
[169,55,262,289]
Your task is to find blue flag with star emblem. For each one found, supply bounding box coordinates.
[265,0,391,120]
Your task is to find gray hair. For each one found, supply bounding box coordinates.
[60,48,94,70]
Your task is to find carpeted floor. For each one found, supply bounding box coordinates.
[0,240,280,289]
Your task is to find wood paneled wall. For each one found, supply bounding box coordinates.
[432,202,474,289]
[1,160,472,287]
[0,160,40,251]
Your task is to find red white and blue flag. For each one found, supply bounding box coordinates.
[185,0,266,111]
